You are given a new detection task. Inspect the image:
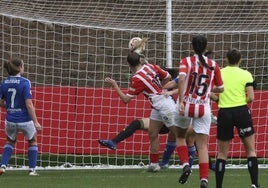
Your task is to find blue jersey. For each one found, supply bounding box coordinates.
[0,75,32,122]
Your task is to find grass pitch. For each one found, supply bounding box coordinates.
[0,168,267,188]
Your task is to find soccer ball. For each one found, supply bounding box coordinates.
[128,37,147,54]
[128,37,142,51]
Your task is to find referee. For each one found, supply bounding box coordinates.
[212,48,259,188]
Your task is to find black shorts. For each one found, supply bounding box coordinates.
[217,105,254,141]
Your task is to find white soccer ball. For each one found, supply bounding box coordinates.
[128,37,146,54]
[128,37,142,50]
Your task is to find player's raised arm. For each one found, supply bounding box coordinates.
[105,77,132,104]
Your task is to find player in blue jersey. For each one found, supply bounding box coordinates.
[0,58,42,176]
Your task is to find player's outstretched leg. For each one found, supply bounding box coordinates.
[112,120,143,143]
[98,139,117,150]
[98,119,144,150]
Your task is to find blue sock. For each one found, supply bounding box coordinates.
[28,145,38,169]
[188,145,196,168]
[1,144,14,167]
[159,141,176,166]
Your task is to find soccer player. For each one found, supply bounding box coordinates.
[99,74,218,170]
[0,58,42,176]
[99,65,178,168]
[211,48,259,188]
[99,36,180,169]
[105,52,190,181]
[177,35,224,188]
[99,67,192,169]
[162,75,217,171]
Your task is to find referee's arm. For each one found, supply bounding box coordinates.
[246,83,254,103]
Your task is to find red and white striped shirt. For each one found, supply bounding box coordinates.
[179,54,223,117]
[127,64,170,106]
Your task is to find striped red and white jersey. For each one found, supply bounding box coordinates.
[179,54,223,117]
[127,64,170,105]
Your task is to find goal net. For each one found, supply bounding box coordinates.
[0,0,267,169]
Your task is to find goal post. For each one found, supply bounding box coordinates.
[0,0,267,169]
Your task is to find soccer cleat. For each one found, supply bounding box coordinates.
[159,162,169,169]
[200,180,208,188]
[29,170,39,176]
[159,160,169,169]
[178,165,191,184]
[0,167,6,176]
[147,163,160,172]
[98,139,117,150]
[251,184,260,188]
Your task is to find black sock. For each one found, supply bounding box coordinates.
[215,158,226,188]
[112,120,142,143]
[248,157,259,186]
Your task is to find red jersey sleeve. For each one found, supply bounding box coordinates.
[178,58,188,76]
[149,64,170,80]
[213,63,224,87]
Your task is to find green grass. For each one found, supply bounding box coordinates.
[0,168,267,188]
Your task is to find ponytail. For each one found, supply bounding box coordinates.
[4,58,23,76]
[192,35,214,70]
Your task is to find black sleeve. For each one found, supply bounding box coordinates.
[246,80,257,90]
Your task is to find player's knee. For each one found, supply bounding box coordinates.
[28,136,38,145]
